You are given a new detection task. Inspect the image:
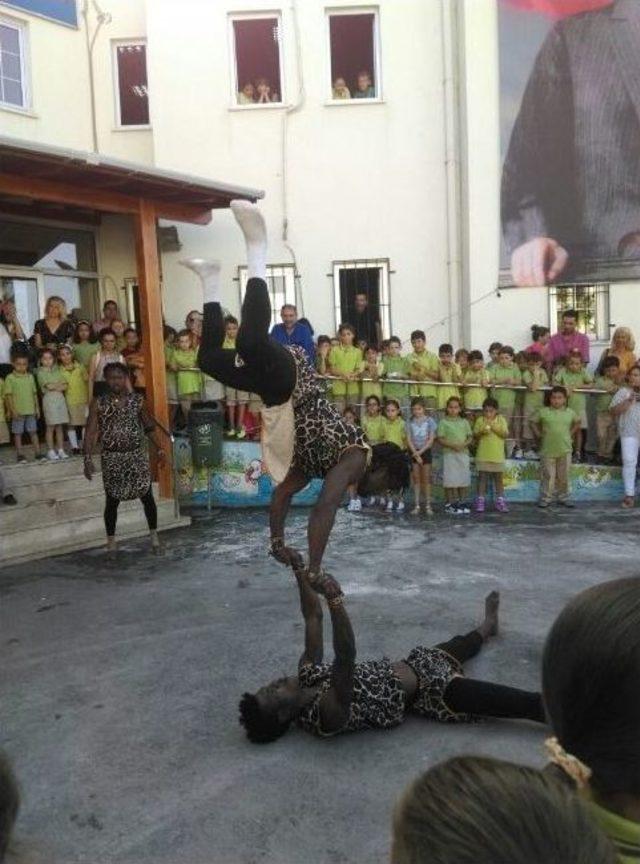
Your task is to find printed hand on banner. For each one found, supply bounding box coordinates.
[511,237,569,287]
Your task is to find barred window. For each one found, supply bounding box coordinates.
[238,264,298,329]
[549,284,609,341]
[332,259,390,345]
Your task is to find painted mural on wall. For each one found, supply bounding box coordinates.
[174,439,624,507]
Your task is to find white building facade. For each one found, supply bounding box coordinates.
[0,0,636,357]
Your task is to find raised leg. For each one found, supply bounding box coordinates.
[444,677,545,722]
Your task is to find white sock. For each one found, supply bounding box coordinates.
[230,200,267,280]
[68,429,79,449]
[201,260,222,304]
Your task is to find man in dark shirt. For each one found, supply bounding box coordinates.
[350,293,382,349]
[269,304,315,364]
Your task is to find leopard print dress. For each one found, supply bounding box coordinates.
[288,346,370,479]
[296,659,406,736]
[97,392,152,501]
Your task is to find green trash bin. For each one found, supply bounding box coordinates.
[187,401,224,468]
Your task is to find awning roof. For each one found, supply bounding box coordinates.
[0,135,264,224]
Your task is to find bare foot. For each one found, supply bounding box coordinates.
[478,591,500,639]
[106,538,118,559]
[230,200,267,246]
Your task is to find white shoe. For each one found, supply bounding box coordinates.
[511,446,524,460]
[57,449,69,460]
[411,505,421,515]
[366,496,377,507]
[386,499,394,512]
[523,449,538,460]
[47,450,59,461]
[396,501,405,513]
[351,497,362,512]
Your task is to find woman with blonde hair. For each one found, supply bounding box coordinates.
[597,327,636,376]
[33,295,75,349]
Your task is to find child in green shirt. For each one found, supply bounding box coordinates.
[594,355,621,462]
[171,329,202,423]
[522,352,549,460]
[382,336,408,405]
[72,320,99,368]
[463,350,490,415]
[473,397,509,513]
[436,344,462,411]
[553,349,594,462]
[58,344,89,454]
[4,353,45,463]
[490,345,522,458]
[532,386,581,507]
[381,398,409,513]
[361,394,385,507]
[406,329,439,406]
[328,323,363,413]
[220,316,249,438]
[437,396,473,514]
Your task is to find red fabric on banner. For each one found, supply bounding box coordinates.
[503,0,612,17]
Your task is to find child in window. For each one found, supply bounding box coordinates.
[360,345,383,401]
[553,349,594,462]
[437,396,473,515]
[37,348,70,461]
[221,316,249,438]
[4,351,45,463]
[521,351,549,460]
[58,344,89,455]
[474,397,509,513]
[382,336,408,409]
[332,77,351,99]
[255,78,273,104]
[594,355,621,464]
[342,405,363,512]
[172,329,202,425]
[532,386,580,508]
[436,344,462,411]
[406,329,439,409]
[382,397,409,512]
[489,345,521,458]
[408,397,437,515]
[462,350,490,417]
[238,82,255,104]
[353,69,375,99]
[328,323,363,414]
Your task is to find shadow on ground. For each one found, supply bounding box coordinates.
[1,503,638,864]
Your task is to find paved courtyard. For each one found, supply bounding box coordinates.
[1,503,638,864]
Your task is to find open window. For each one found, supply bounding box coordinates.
[0,16,28,110]
[333,259,390,346]
[327,9,380,102]
[549,284,610,342]
[114,41,150,127]
[231,15,283,107]
[239,264,297,329]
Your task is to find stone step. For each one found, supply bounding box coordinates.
[0,483,161,532]
[0,500,190,568]
[7,473,104,505]
[0,454,101,486]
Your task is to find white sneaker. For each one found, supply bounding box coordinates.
[57,449,69,460]
[386,499,394,512]
[351,497,362,512]
[523,449,538,460]
[396,501,405,513]
[511,446,524,460]
[366,496,377,507]
[47,450,59,461]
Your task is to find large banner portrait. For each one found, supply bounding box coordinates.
[499,0,640,287]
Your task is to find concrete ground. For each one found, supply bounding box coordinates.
[1,503,638,864]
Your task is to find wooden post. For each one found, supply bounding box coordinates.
[134,200,172,498]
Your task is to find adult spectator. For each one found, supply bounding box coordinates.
[269,304,315,364]
[392,756,616,864]
[93,300,120,336]
[548,310,589,367]
[542,577,640,862]
[185,310,203,348]
[350,292,382,349]
[596,327,637,377]
[33,296,75,349]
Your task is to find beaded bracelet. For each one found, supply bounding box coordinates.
[327,596,344,610]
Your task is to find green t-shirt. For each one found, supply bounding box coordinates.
[4,371,38,416]
[328,345,363,397]
[61,362,89,406]
[474,414,508,463]
[588,800,640,864]
[463,369,490,409]
[382,355,408,400]
[72,341,99,368]
[534,406,578,457]
[361,361,383,400]
[593,375,619,413]
[437,362,462,410]
[437,416,472,448]
[0,378,5,422]
[382,416,407,449]
[406,350,439,399]
[553,368,594,415]
[522,368,549,413]
[490,364,522,411]
[362,413,385,445]
[173,348,202,396]
[37,366,66,393]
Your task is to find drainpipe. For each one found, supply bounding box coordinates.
[281,0,305,311]
[82,0,112,153]
[440,0,464,346]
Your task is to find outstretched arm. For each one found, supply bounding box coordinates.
[295,569,323,668]
[269,466,308,568]
[319,593,356,734]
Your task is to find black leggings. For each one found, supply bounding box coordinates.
[436,630,545,723]
[199,278,296,408]
[104,487,158,538]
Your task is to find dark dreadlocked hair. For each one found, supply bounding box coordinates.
[238,693,291,744]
